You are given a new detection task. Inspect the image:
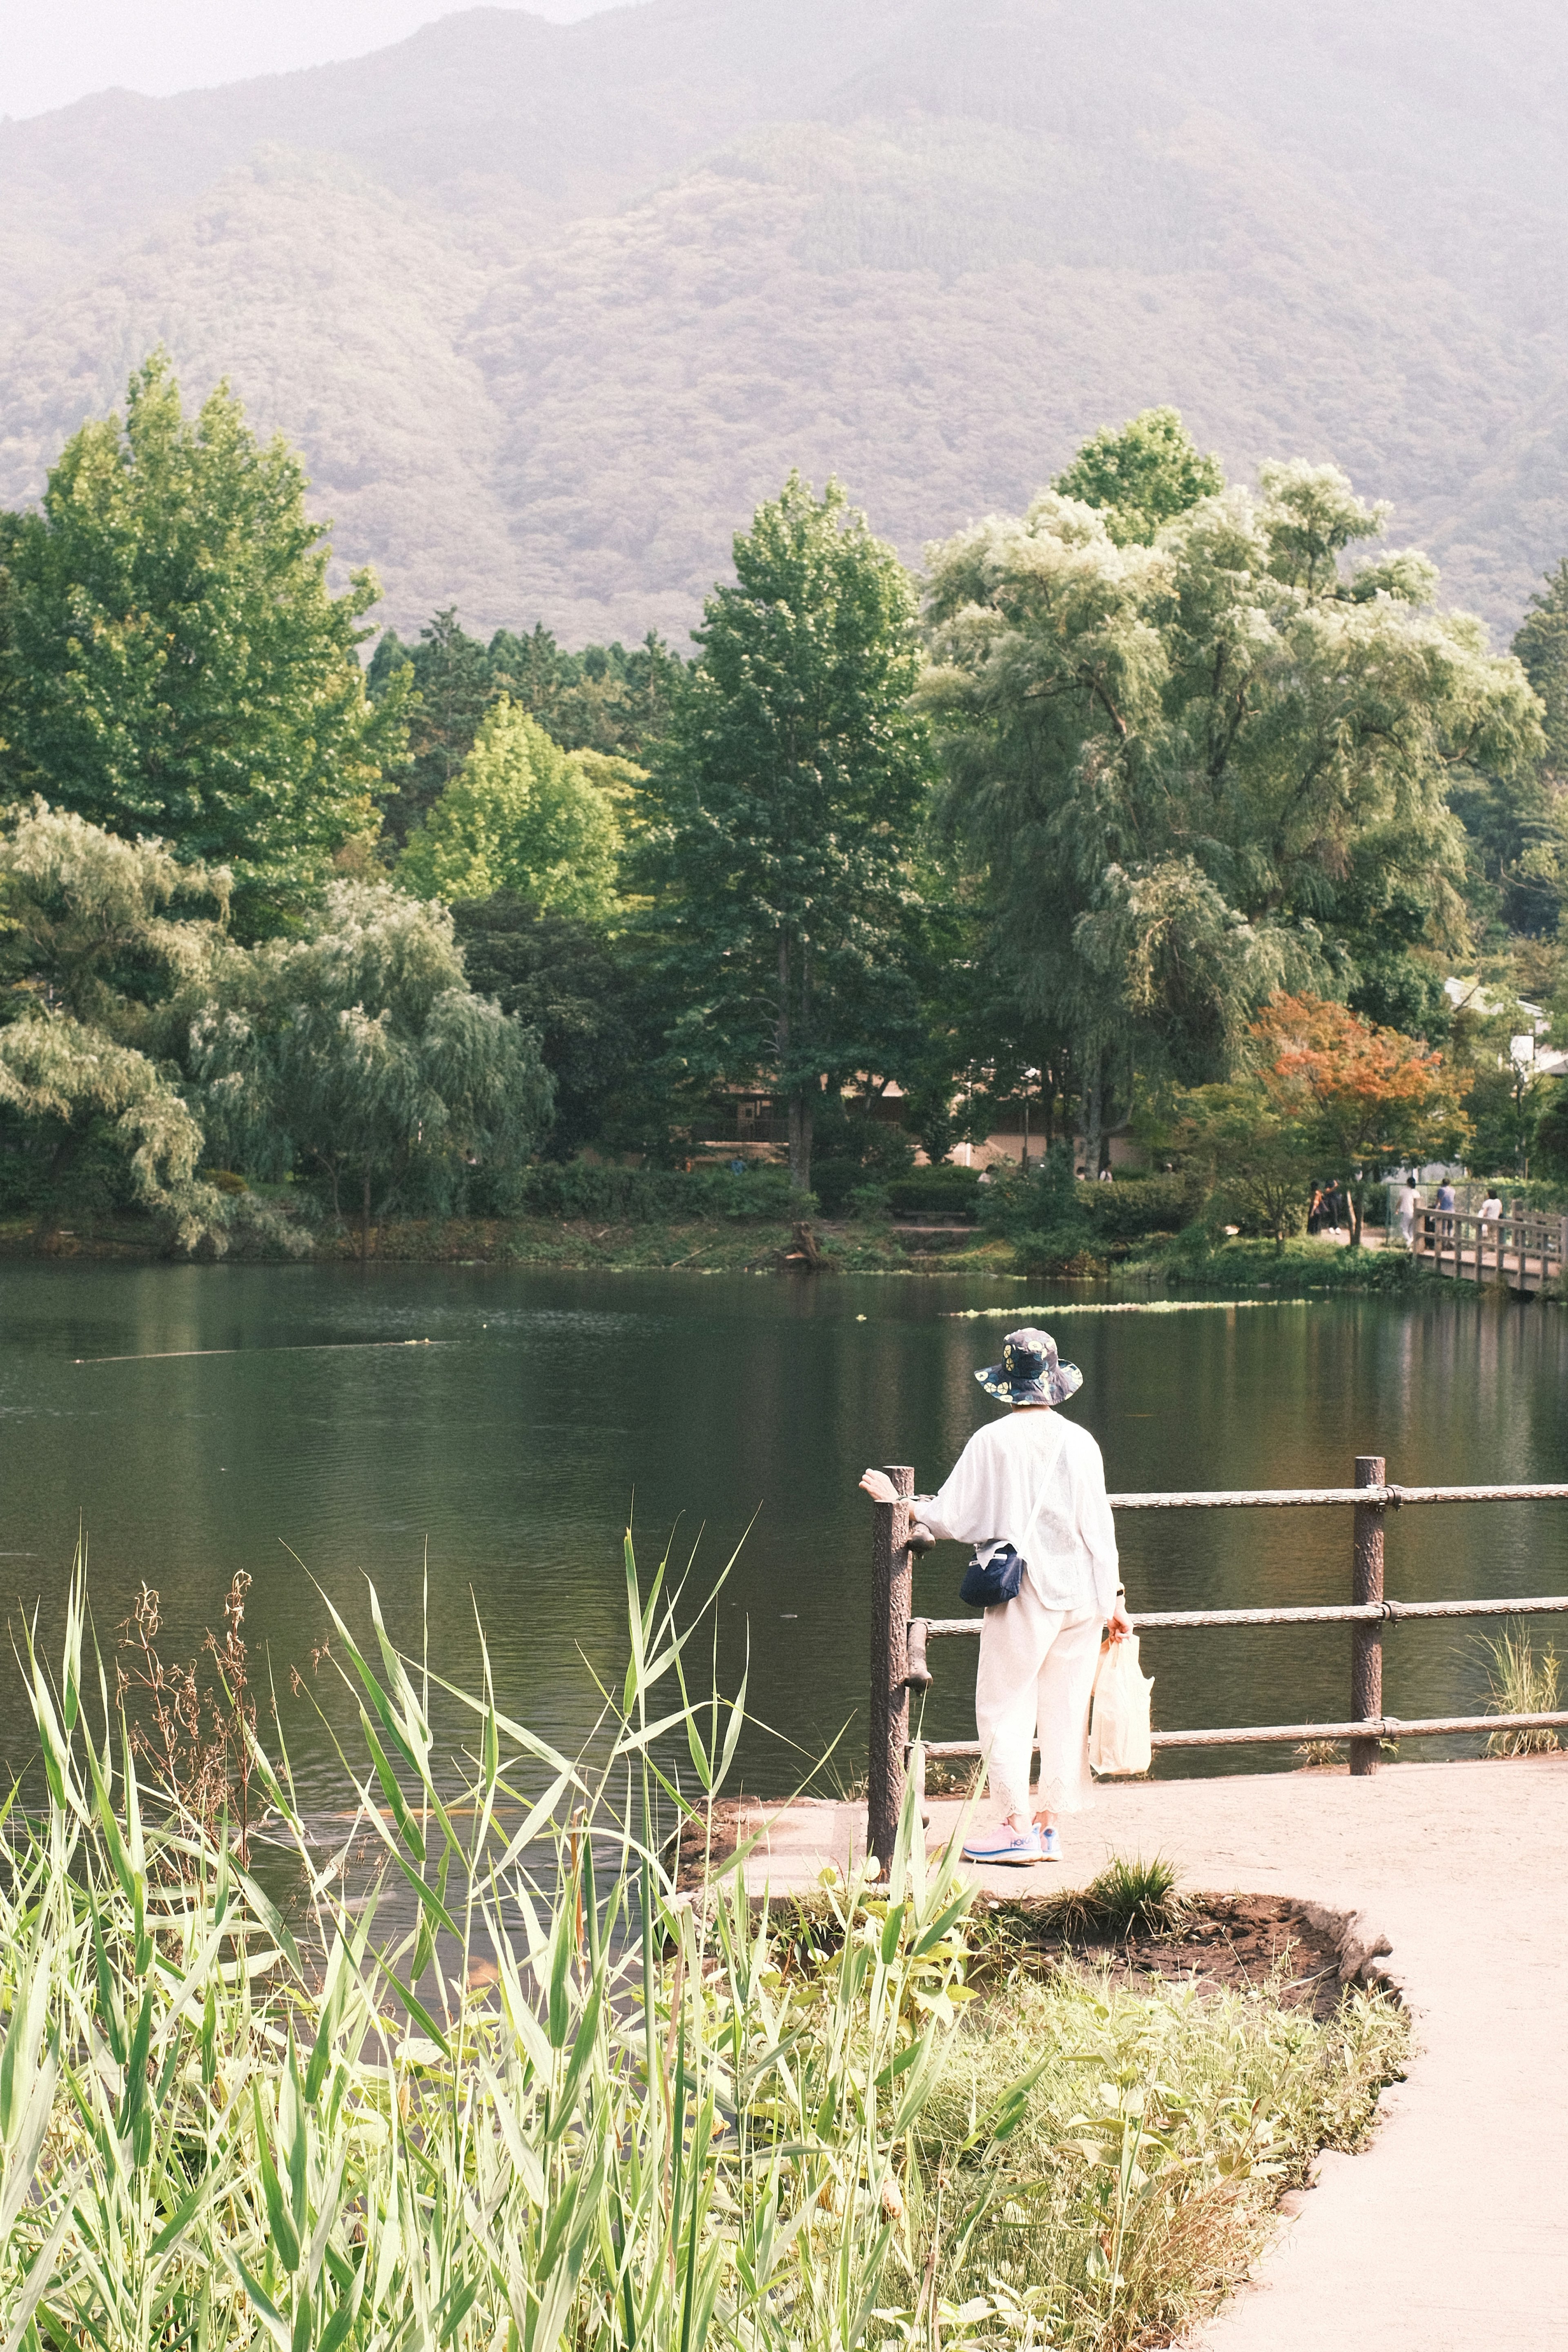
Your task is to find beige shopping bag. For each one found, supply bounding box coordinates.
[1088,1632,1154,1776]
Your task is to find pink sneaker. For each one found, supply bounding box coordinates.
[962,1824,1041,1866]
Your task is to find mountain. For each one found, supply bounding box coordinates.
[2,0,1566,645]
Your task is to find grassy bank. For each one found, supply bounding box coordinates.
[0,1554,1408,2352]
[0,1207,1017,1275]
[1124,1234,1463,1296]
[7,1209,1559,1298]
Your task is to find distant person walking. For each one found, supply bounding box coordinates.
[860,1328,1130,1868]
[1437,1179,1456,1214]
[1307,1185,1324,1236]
[1321,1179,1343,1235]
[1396,1178,1420,1248]
[1481,1190,1503,1223]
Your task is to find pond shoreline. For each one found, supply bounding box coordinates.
[0,1212,1510,1294]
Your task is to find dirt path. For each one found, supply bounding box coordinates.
[730,1757,1568,2350]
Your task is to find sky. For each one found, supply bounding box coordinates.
[0,0,624,121]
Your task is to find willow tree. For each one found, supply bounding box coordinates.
[0,801,280,1252]
[192,883,552,1254]
[923,414,1542,1173]
[641,474,930,1192]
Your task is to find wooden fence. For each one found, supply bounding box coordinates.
[866,1457,1568,1866]
[1409,1205,1566,1292]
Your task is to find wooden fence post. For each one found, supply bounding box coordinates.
[1351,1454,1385,1776]
[868,1464,914,1874]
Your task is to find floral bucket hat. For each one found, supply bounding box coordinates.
[975,1326,1082,1406]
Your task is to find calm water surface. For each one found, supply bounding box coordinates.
[1,1263,1564,1804]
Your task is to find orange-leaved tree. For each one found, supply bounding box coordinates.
[1252,994,1470,1246]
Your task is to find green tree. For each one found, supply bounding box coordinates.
[0,356,409,933]
[192,882,552,1254]
[0,801,286,1252]
[397,700,621,924]
[924,446,1540,1178]
[1513,559,1568,774]
[450,889,663,1158]
[1163,1079,1315,1250]
[488,625,684,761]
[1456,561,1568,942]
[1534,1078,1568,1180]
[642,474,930,1192]
[370,608,495,846]
[1053,406,1223,546]
[368,616,684,847]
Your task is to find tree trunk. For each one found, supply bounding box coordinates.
[31,1125,83,1254]
[1349,1174,1365,1249]
[360,1172,372,1263]
[788,1090,815,1194]
[1081,1058,1104,1185]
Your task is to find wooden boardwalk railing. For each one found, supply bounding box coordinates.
[1410,1205,1567,1292]
[866,1458,1568,1867]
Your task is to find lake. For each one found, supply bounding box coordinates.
[2,1261,1564,1809]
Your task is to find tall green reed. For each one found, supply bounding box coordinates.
[0,1536,1000,2352]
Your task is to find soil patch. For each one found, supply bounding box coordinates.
[679,1803,1352,2020]
[982,1888,1347,2017]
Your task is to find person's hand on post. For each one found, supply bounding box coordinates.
[859,1468,897,1505]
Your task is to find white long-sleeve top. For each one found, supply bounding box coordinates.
[918,1408,1120,1615]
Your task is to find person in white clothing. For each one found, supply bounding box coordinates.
[860,1327,1131,1868]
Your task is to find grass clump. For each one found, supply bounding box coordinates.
[909,1960,1410,2349]
[1038,1855,1187,1945]
[1483,1626,1562,1754]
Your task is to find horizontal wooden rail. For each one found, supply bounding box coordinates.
[918,1592,1568,1638]
[1104,1482,1568,1509]
[920,1708,1568,1758]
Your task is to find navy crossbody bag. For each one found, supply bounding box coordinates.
[958,1434,1059,1608]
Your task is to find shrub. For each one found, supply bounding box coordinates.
[1083,1169,1209,1241]
[808,1103,917,1214]
[508,1160,808,1222]
[811,1155,869,1216]
[886,1165,984,1217]
[978,1152,1209,1266]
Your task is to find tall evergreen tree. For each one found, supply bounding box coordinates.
[374,608,496,845]
[642,475,930,1192]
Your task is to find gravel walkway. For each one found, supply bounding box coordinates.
[733,1755,1568,2350]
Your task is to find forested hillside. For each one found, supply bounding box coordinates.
[3,0,1567,642]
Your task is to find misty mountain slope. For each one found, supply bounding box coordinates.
[0,153,519,621]
[473,113,1543,639]
[1,0,1566,643]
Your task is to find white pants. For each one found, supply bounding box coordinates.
[974,1588,1102,1819]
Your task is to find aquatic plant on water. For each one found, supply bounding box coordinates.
[0,1548,1406,2352]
